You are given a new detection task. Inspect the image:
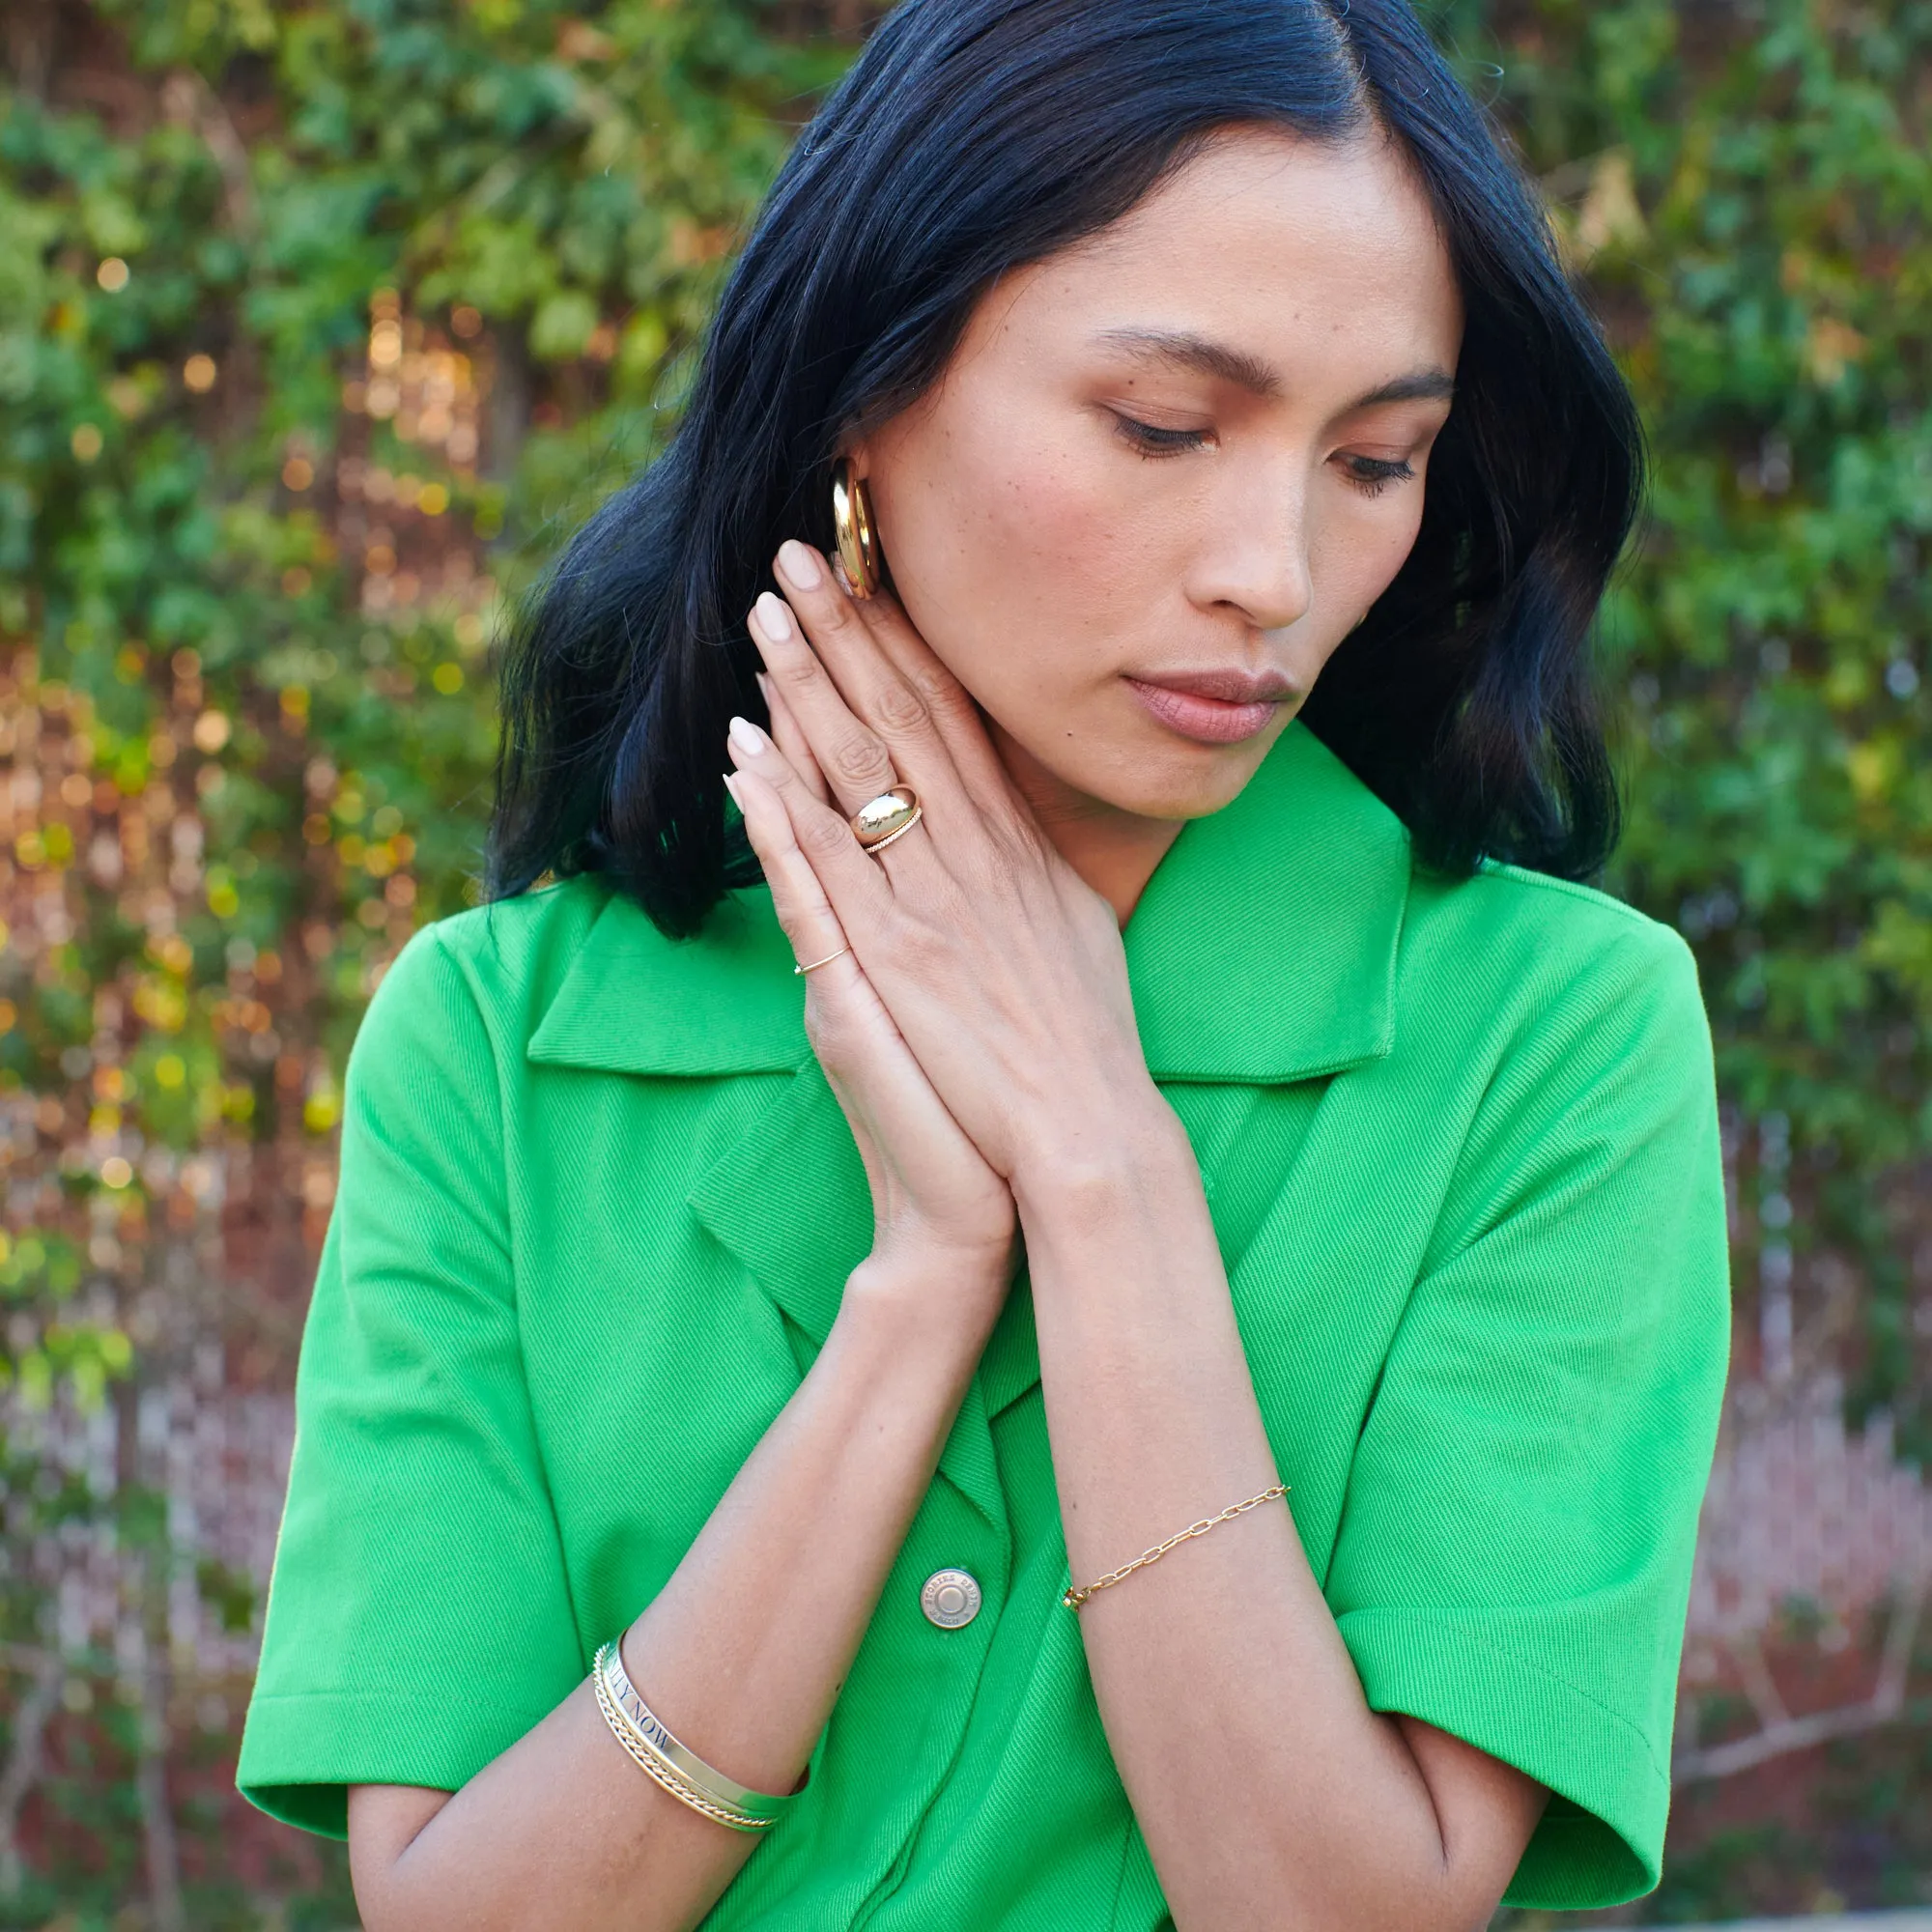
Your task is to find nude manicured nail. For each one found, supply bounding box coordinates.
[777,541,822,590]
[752,592,794,643]
[728,715,768,757]
[722,772,742,806]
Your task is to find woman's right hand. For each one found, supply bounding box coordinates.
[727,674,1017,1337]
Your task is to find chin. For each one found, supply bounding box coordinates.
[1069,733,1275,823]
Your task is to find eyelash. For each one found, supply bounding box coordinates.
[1113,414,1210,459]
[1339,455,1416,497]
[1112,415,1418,497]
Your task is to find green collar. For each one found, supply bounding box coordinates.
[526,721,1410,1086]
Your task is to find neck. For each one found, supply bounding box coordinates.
[990,724,1185,927]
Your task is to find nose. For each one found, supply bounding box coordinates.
[1188,469,1314,634]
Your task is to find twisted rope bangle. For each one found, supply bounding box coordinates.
[592,1659,773,1833]
[591,1639,803,1833]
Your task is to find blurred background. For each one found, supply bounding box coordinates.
[1,0,1927,1925]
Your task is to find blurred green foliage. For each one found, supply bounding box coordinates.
[0,0,1925,1921]
[1470,0,1932,1454]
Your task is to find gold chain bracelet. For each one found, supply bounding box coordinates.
[1063,1483,1290,1611]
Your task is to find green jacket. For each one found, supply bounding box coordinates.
[239,722,1730,1924]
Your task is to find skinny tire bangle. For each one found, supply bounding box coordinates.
[592,1660,774,1833]
[593,1639,802,1828]
[1063,1483,1290,1611]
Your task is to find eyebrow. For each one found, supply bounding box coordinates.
[1093,327,1456,412]
[1349,370,1459,409]
[1094,327,1281,397]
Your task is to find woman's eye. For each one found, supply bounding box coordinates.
[1113,414,1211,459]
[1337,453,1417,497]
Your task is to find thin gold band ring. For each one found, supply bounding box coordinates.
[792,946,851,976]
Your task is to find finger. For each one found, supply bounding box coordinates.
[724,766,855,979]
[837,581,1016,805]
[773,542,980,805]
[728,765,992,1241]
[748,588,902,817]
[726,713,899,928]
[758,670,832,807]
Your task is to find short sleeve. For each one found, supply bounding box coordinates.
[1324,923,1730,1910]
[238,924,582,1838]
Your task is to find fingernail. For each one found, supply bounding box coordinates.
[722,772,742,806]
[728,715,768,757]
[777,541,822,590]
[752,592,793,644]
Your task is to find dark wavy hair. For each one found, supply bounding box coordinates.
[488,0,1642,938]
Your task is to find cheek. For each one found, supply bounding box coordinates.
[874,400,1156,696]
[1316,489,1430,630]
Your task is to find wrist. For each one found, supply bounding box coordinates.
[1009,1084,1194,1227]
[867,1217,1016,1287]
[834,1242,1011,1368]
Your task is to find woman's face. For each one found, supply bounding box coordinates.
[855,126,1463,824]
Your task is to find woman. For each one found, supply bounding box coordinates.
[239,1,1730,1926]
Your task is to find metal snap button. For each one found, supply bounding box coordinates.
[921,1568,982,1630]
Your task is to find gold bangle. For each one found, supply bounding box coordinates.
[592,1658,772,1832]
[592,1640,801,1830]
[600,1637,801,1821]
[1062,1483,1290,1611]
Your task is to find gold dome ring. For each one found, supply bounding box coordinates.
[850,785,922,854]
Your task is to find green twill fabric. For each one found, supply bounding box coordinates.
[238,721,1730,1924]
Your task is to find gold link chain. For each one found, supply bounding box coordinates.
[1063,1484,1290,1611]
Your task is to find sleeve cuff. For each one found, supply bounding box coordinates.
[1337,1605,1669,1910]
[238,1686,564,1840]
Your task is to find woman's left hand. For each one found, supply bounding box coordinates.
[727,539,1168,1191]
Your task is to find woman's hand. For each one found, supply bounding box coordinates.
[725,708,1016,1329]
[727,540,1173,1197]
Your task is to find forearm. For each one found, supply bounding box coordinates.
[1017,1104,1532,1932]
[352,1261,990,1932]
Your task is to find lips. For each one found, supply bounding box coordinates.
[1135,668,1298,704]
[1124,668,1298,746]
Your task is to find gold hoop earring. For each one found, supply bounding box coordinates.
[831,458,882,600]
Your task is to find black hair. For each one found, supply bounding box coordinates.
[488,0,1642,937]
